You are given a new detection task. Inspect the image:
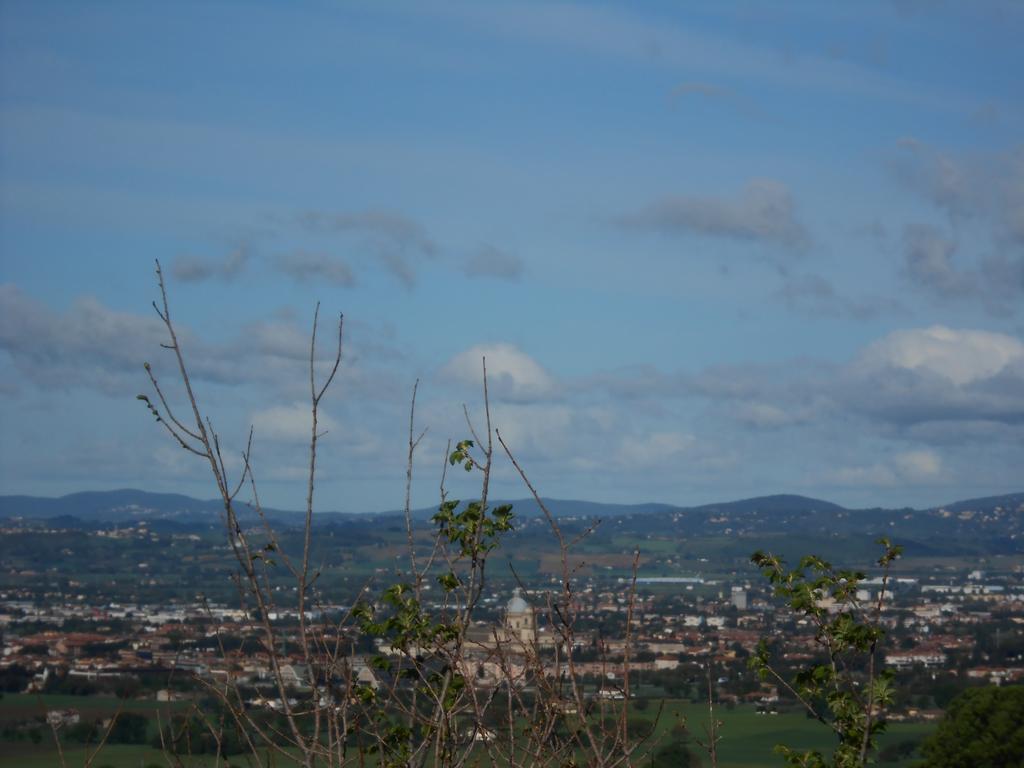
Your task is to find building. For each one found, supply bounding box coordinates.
[731,587,748,611]
[505,588,537,646]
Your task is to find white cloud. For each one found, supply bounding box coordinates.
[0,283,169,394]
[0,285,399,401]
[275,251,355,286]
[854,326,1023,386]
[250,403,337,443]
[734,402,800,429]
[890,141,1024,312]
[775,272,904,320]
[622,179,806,248]
[443,343,555,402]
[297,209,436,288]
[893,449,943,480]
[823,326,1024,433]
[901,224,975,298]
[173,246,248,283]
[616,431,696,468]
[591,325,1024,439]
[824,449,944,488]
[827,464,898,487]
[490,403,575,457]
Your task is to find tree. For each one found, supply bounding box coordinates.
[749,539,902,768]
[920,685,1024,768]
[130,261,910,768]
[650,736,700,768]
[106,712,149,744]
[136,260,648,768]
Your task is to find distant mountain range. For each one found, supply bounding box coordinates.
[1,487,1021,527]
[0,489,228,522]
[0,489,681,526]
[2,488,1022,557]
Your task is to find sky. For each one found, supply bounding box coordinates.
[1,1,1022,513]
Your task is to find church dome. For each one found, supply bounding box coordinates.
[506,587,530,614]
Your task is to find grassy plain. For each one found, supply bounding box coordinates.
[0,695,933,768]
[631,700,932,767]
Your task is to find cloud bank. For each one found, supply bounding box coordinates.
[622,179,807,248]
[172,246,249,283]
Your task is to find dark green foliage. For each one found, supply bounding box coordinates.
[650,736,701,767]
[749,539,903,768]
[107,711,149,744]
[626,716,652,740]
[920,685,1024,767]
[0,665,32,693]
[876,737,922,763]
[65,720,99,743]
[44,672,98,697]
[65,711,150,745]
[346,478,521,766]
[431,497,514,560]
[153,713,245,756]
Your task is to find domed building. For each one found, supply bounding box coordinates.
[504,587,537,646]
[461,586,542,688]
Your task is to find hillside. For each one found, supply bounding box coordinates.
[1,489,1020,557]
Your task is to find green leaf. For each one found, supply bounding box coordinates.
[437,572,459,592]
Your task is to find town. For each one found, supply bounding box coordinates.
[0,489,1021,766]
[2,517,1020,724]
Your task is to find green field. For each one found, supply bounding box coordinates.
[0,694,933,767]
[628,700,932,767]
[0,693,183,717]
[0,743,173,768]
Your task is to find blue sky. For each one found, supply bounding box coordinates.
[1,1,1022,512]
